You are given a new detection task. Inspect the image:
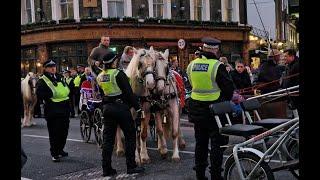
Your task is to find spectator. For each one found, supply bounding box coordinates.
[257,49,284,93]
[119,46,134,71]
[219,56,233,73]
[230,60,252,90]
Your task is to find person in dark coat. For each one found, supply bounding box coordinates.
[230,60,252,90]
[257,49,284,93]
[281,49,300,115]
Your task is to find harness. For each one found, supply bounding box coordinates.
[28,77,38,96]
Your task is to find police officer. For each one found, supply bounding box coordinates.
[73,64,86,115]
[36,60,70,162]
[96,52,145,176]
[187,37,235,180]
[63,70,75,118]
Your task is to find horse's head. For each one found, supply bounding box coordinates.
[155,49,170,93]
[27,72,38,95]
[137,47,157,90]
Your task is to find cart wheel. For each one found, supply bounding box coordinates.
[224,152,274,180]
[93,108,104,148]
[80,110,91,143]
[286,139,299,178]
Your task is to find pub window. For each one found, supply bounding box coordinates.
[79,0,102,18]
[26,0,33,23]
[21,47,39,77]
[108,0,124,17]
[35,0,52,22]
[194,0,202,21]
[60,0,74,19]
[49,43,88,72]
[153,0,164,18]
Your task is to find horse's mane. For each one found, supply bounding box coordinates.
[21,72,34,99]
[125,48,147,92]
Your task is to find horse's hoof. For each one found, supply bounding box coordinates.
[179,143,186,149]
[31,122,37,125]
[160,153,168,159]
[172,157,180,162]
[116,150,125,157]
[141,158,151,164]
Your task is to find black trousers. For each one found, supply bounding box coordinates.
[69,94,75,116]
[46,116,70,156]
[74,88,80,115]
[189,99,229,180]
[102,102,136,170]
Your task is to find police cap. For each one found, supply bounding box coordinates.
[62,69,71,74]
[201,37,221,49]
[43,60,56,68]
[77,64,86,68]
[102,52,118,64]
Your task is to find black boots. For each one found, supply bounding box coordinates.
[102,168,117,177]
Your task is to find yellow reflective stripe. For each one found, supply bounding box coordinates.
[40,75,57,98]
[211,61,221,93]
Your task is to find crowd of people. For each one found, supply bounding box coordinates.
[22,34,299,179]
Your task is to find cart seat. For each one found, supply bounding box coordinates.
[220,124,265,137]
[251,118,290,129]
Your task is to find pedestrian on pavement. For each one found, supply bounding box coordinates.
[230,60,252,91]
[118,46,134,71]
[36,60,70,162]
[88,35,113,77]
[186,37,234,180]
[63,70,75,118]
[96,52,145,177]
[257,49,284,93]
[73,64,86,115]
[281,49,299,115]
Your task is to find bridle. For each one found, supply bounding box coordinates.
[28,77,38,96]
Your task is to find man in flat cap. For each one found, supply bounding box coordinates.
[36,60,71,162]
[187,37,234,180]
[257,49,284,93]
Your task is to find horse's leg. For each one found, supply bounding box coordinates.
[25,103,31,127]
[170,99,180,162]
[155,112,168,158]
[22,102,28,127]
[178,124,186,149]
[140,110,150,164]
[115,126,125,156]
[30,99,37,125]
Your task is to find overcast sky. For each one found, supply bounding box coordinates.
[246,0,276,39]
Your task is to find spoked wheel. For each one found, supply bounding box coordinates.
[149,114,157,142]
[286,139,299,178]
[80,110,91,143]
[93,108,104,148]
[224,152,275,180]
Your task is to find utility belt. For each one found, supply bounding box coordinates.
[103,96,124,104]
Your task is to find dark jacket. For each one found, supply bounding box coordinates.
[36,72,70,117]
[230,70,252,90]
[281,59,299,88]
[257,59,284,93]
[88,43,113,76]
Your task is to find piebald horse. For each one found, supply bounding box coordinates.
[21,72,38,127]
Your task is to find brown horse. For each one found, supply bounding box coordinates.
[21,72,38,127]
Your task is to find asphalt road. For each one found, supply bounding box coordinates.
[21,116,296,180]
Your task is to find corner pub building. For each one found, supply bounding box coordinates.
[21,0,251,77]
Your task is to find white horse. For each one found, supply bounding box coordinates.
[21,72,38,127]
[125,47,158,164]
[152,49,181,162]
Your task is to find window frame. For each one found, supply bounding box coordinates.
[107,0,124,18]
[60,0,74,19]
[153,0,164,18]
